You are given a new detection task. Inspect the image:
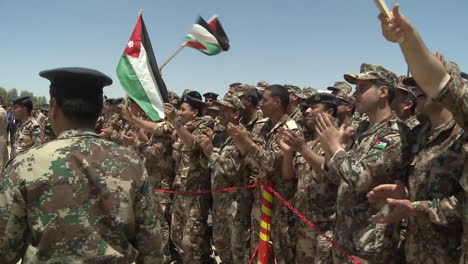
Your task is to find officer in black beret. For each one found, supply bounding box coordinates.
[10,96,41,158]
[0,67,165,263]
[202,92,219,108]
[306,92,338,119]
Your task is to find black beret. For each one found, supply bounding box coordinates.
[13,96,32,105]
[114,98,124,105]
[306,93,337,106]
[203,92,219,100]
[39,67,112,91]
[182,91,205,111]
[461,71,468,80]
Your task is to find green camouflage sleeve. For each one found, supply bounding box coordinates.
[245,136,280,173]
[134,164,164,264]
[0,166,28,264]
[412,195,462,226]
[327,133,404,192]
[436,74,468,131]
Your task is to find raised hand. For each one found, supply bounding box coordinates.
[378,4,414,44]
[164,103,177,123]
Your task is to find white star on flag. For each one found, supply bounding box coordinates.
[127,40,134,48]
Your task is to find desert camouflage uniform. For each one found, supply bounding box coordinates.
[0,129,164,264]
[294,139,337,264]
[40,116,56,145]
[209,136,252,264]
[245,114,300,264]
[0,108,8,169]
[404,118,464,264]
[212,115,227,149]
[171,116,214,263]
[134,119,175,262]
[11,116,41,159]
[325,114,409,264]
[289,106,303,124]
[434,70,468,264]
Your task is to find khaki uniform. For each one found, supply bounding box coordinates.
[245,114,300,264]
[11,116,41,159]
[208,136,252,264]
[171,116,214,263]
[294,139,337,264]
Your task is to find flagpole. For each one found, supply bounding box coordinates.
[159,45,186,72]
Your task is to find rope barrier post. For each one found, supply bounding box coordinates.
[257,181,274,264]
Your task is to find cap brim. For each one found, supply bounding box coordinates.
[343,74,358,84]
[327,87,338,91]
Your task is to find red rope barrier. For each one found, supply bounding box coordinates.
[265,186,362,264]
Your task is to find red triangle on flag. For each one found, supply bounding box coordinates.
[123,15,142,58]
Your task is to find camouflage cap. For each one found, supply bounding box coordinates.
[336,94,354,105]
[256,81,270,91]
[302,87,318,99]
[218,93,245,111]
[396,76,416,98]
[235,84,257,97]
[344,63,398,90]
[327,81,352,95]
[182,89,192,96]
[168,91,181,105]
[284,84,304,98]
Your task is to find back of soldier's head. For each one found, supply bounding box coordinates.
[40,67,112,125]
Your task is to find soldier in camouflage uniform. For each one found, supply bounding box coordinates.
[282,93,339,264]
[368,64,465,264]
[236,85,264,133]
[198,93,252,264]
[0,106,8,169]
[390,76,420,129]
[285,84,305,125]
[40,115,57,144]
[10,96,41,159]
[377,8,468,263]
[165,91,214,263]
[327,81,352,97]
[316,64,409,263]
[0,67,164,263]
[228,85,299,264]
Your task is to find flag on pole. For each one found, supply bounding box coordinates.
[116,13,168,121]
[184,16,230,56]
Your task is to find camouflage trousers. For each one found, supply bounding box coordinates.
[170,193,211,264]
[212,189,252,264]
[295,221,333,264]
[250,188,295,264]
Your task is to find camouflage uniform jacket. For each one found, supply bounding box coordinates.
[405,118,464,264]
[172,116,214,191]
[11,116,41,159]
[245,114,300,199]
[0,129,163,264]
[435,74,468,264]
[294,139,337,223]
[40,116,56,145]
[289,106,303,125]
[325,114,409,262]
[208,136,249,190]
[135,120,174,191]
[240,109,264,133]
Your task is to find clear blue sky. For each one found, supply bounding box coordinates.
[1,0,467,99]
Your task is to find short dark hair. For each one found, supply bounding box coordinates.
[395,89,416,115]
[266,85,289,111]
[242,90,259,107]
[50,85,103,124]
[373,80,395,104]
[322,103,338,118]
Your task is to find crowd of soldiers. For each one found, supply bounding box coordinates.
[0,4,466,264]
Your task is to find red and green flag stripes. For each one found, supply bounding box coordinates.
[117,14,168,121]
[184,16,230,56]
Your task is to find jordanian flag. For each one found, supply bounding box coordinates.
[184,16,230,56]
[117,14,168,121]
